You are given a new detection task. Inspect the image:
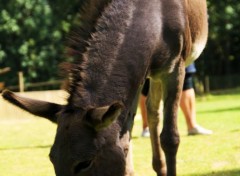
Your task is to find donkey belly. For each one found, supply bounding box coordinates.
[114,0,162,96]
[149,0,186,74]
[185,40,206,66]
[185,0,208,66]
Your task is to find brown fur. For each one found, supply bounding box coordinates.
[2,0,208,175]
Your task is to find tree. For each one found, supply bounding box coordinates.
[1,0,240,90]
[0,0,82,86]
[197,1,240,77]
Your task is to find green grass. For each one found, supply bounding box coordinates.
[1,90,240,176]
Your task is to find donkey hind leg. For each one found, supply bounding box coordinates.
[146,79,166,176]
[160,60,185,176]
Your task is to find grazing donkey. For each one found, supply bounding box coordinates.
[2,0,208,175]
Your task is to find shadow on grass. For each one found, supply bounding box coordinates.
[132,136,140,139]
[185,169,240,176]
[0,144,52,151]
[211,88,240,95]
[198,106,240,114]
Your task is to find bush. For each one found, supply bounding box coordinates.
[0,0,81,86]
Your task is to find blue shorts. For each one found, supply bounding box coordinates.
[182,73,194,91]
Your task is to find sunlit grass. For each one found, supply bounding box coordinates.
[132,90,240,176]
[0,89,240,176]
[0,118,56,176]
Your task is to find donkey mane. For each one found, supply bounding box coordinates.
[63,0,113,106]
[66,0,112,57]
[63,0,135,109]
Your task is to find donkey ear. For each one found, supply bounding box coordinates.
[86,102,123,131]
[2,90,64,123]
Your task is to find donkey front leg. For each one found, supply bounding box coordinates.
[160,60,185,176]
[146,79,166,176]
[125,140,134,176]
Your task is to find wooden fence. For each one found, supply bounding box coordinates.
[207,74,240,91]
[1,72,63,92]
[2,71,240,94]
[194,74,240,94]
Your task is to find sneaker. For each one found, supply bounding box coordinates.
[141,127,150,137]
[188,125,213,135]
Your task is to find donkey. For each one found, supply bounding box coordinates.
[2,0,208,175]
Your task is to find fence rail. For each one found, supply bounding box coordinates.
[208,74,240,90]
[7,80,63,92]
[2,71,240,93]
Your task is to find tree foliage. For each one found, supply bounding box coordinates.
[0,0,82,85]
[0,0,240,89]
[197,1,240,77]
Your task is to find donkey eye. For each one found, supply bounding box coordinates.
[73,160,93,174]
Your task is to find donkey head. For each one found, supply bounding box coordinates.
[2,90,126,176]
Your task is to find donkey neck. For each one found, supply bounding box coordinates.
[68,0,139,109]
[67,0,161,109]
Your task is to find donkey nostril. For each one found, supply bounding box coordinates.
[73,160,93,174]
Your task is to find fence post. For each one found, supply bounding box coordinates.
[18,71,24,92]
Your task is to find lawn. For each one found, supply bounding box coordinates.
[0,89,240,176]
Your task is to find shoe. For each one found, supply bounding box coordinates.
[188,125,213,135]
[141,127,150,137]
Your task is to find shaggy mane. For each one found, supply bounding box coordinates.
[66,0,112,58]
[62,0,113,103]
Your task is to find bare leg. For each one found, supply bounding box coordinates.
[180,88,212,135]
[146,79,166,176]
[180,88,197,130]
[140,94,148,130]
[140,94,150,137]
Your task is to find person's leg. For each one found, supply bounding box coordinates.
[140,79,150,137]
[180,74,212,135]
[180,88,197,131]
[140,94,148,130]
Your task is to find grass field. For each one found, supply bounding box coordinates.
[0,89,240,176]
